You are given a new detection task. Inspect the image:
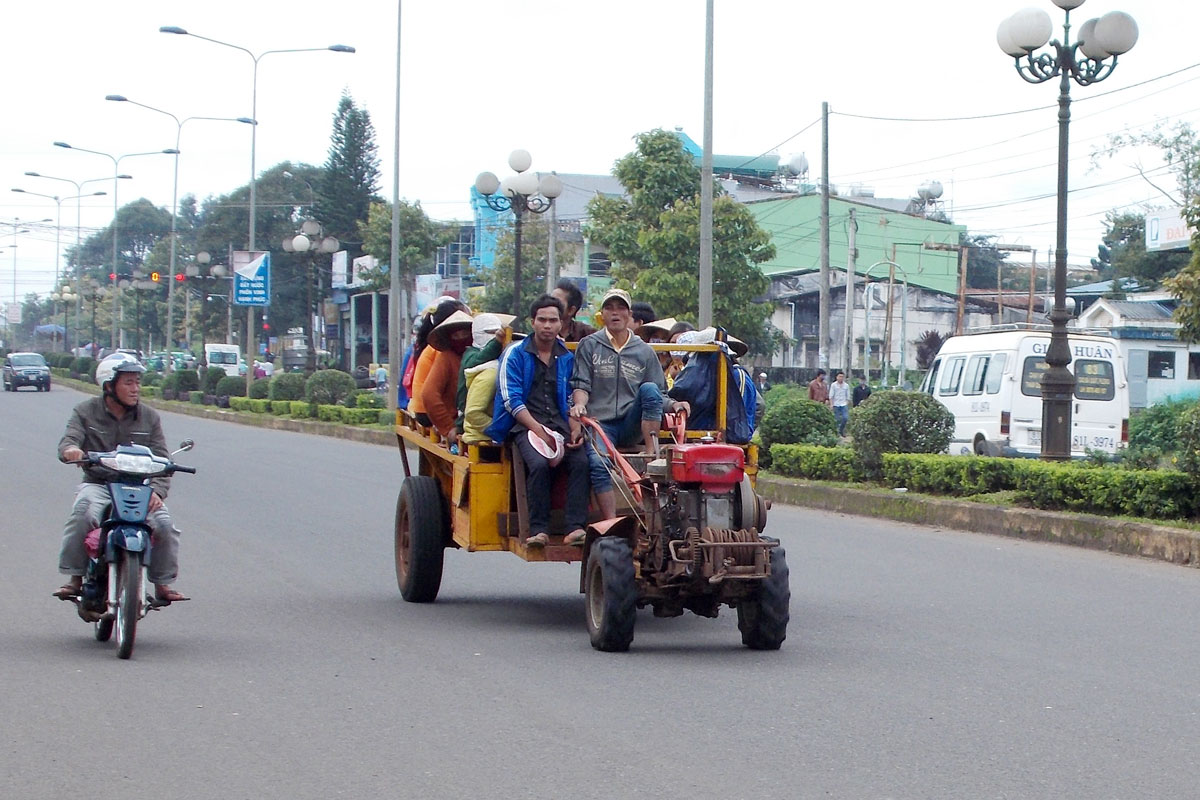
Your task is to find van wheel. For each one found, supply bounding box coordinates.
[974,437,989,456]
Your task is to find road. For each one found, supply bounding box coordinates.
[3,384,1199,799]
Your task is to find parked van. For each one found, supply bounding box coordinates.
[204,343,242,377]
[919,328,1129,457]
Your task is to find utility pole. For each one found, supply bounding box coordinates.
[843,208,856,374]
[1026,249,1039,323]
[924,241,968,334]
[819,100,830,368]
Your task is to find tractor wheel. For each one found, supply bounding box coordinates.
[394,476,446,603]
[585,537,637,652]
[737,538,790,650]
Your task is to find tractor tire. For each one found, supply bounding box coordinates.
[737,538,790,650]
[585,537,637,652]
[394,476,446,603]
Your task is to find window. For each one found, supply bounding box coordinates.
[1021,355,1048,397]
[1147,350,1176,379]
[962,355,989,396]
[939,357,966,396]
[923,358,941,395]
[1188,353,1200,380]
[1074,359,1115,401]
[985,353,1008,394]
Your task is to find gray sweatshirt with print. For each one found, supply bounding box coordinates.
[570,330,667,423]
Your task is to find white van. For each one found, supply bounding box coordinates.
[919,329,1129,457]
[204,343,242,377]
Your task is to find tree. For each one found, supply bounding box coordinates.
[962,234,1011,290]
[585,129,777,354]
[471,217,575,322]
[357,199,449,296]
[316,92,381,260]
[1091,211,1189,293]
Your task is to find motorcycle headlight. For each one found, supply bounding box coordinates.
[100,453,161,475]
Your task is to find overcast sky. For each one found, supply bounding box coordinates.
[2,0,1195,302]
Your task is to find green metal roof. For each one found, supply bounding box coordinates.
[748,194,966,295]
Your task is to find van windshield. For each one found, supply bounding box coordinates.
[209,352,236,364]
[1021,356,1115,401]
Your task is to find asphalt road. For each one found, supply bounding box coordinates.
[3,384,1200,799]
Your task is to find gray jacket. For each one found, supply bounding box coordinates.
[58,396,172,498]
[570,330,667,423]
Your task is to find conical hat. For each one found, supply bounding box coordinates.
[428,310,474,351]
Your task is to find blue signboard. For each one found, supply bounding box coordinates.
[233,250,270,307]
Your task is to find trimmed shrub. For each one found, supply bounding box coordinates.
[378,409,396,426]
[1175,403,1200,478]
[769,444,864,481]
[141,386,159,399]
[271,400,292,415]
[215,375,247,398]
[354,391,386,409]
[290,400,314,418]
[188,390,204,404]
[341,407,381,424]
[305,369,356,407]
[174,369,200,393]
[248,398,270,413]
[881,453,1019,496]
[71,357,95,377]
[317,404,343,422]
[1012,461,1200,519]
[848,390,954,474]
[1128,398,1197,453]
[269,372,307,401]
[202,367,227,395]
[230,397,252,411]
[142,370,161,387]
[249,378,270,399]
[760,397,838,450]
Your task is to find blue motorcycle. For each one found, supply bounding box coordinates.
[63,441,196,659]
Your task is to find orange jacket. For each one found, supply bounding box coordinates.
[407,346,437,415]
[420,349,463,435]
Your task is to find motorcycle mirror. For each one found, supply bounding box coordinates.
[173,439,195,455]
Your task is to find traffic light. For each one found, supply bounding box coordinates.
[175,273,186,282]
[108,272,116,281]
[150,271,161,283]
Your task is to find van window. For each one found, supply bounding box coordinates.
[923,358,941,395]
[939,357,966,396]
[1074,359,1115,401]
[962,355,989,396]
[985,353,1007,394]
[1021,355,1115,400]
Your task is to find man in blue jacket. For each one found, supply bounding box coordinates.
[486,295,588,547]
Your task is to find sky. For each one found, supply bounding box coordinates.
[2,0,1196,305]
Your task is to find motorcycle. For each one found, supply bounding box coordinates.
[61,440,196,659]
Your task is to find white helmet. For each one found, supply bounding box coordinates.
[96,352,146,387]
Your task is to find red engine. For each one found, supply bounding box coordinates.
[670,443,745,489]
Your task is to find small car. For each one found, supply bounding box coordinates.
[3,352,51,392]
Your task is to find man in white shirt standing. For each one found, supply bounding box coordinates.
[829,370,851,437]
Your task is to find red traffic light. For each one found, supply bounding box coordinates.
[108,273,116,281]
[262,322,270,331]
[175,273,186,282]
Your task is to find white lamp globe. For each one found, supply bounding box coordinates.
[1007,7,1053,52]
[475,171,500,196]
[511,169,540,197]
[300,219,322,236]
[320,236,340,254]
[1077,18,1109,59]
[292,234,312,252]
[508,149,532,173]
[1094,11,1137,55]
[539,173,564,199]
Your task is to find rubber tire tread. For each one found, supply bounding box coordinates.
[737,540,790,650]
[115,551,139,659]
[396,476,446,603]
[586,537,637,652]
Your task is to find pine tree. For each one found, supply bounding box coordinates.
[316,92,381,259]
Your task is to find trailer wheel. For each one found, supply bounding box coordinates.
[585,537,637,652]
[395,476,446,603]
[737,538,790,650]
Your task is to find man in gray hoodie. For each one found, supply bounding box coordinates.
[570,288,690,518]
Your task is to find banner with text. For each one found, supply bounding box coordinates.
[233,250,270,306]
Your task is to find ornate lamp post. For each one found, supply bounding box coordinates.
[189,251,234,349]
[284,220,339,372]
[997,0,1137,460]
[50,285,76,352]
[474,150,563,317]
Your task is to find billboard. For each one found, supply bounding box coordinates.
[1145,207,1191,252]
[233,250,270,306]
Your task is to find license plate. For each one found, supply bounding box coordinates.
[1028,428,1041,445]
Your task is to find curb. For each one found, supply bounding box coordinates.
[757,475,1200,568]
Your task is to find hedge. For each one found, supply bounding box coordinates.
[215,375,247,398]
[771,445,1200,520]
[247,399,270,413]
[305,370,356,407]
[271,400,292,415]
[317,404,343,423]
[340,407,382,425]
[269,372,307,401]
[230,397,251,411]
[188,391,204,404]
[290,401,313,418]
[249,378,270,399]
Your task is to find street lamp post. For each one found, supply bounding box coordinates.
[284,221,340,372]
[53,142,179,349]
[474,151,563,318]
[191,252,234,348]
[105,95,254,370]
[51,285,77,352]
[997,0,1137,460]
[25,171,128,348]
[159,26,355,389]
[10,188,106,350]
[4,219,51,348]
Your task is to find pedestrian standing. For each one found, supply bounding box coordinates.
[852,375,872,407]
[830,371,851,437]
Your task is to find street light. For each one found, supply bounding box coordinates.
[25,171,129,343]
[189,252,234,348]
[53,141,179,349]
[50,285,76,352]
[474,150,563,317]
[285,220,340,372]
[997,0,1137,460]
[105,95,254,370]
[11,188,106,350]
[4,219,51,348]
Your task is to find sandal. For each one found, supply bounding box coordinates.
[526,532,550,548]
[53,582,81,599]
[564,529,587,546]
[154,587,190,603]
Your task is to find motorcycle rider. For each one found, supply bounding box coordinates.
[54,353,189,604]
